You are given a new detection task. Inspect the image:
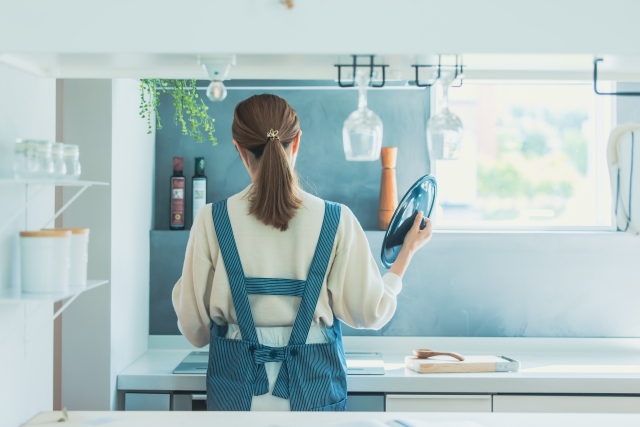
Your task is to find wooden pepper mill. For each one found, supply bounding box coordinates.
[379,147,399,230]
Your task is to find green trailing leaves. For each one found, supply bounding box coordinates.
[139,79,217,145]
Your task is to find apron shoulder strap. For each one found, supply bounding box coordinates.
[288,201,342,346]
[211,199,259,343]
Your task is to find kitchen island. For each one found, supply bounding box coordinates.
[24,411,640,427]
[117,337,640,412]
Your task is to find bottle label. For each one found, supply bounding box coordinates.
[193,179,207,219]
[171,177,185,227]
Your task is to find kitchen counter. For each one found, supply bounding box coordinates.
[24,411,640,427]
[117,337,640,394]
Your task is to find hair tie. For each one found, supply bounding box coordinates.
[266,129,280,143]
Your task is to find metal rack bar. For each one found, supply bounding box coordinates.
[593,58,640,96]
[412,55,464,88]
[335,55,389,88]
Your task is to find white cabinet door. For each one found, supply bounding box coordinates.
[386,394,492,412]
[493,395,640,413]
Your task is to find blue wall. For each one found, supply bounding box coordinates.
[153,86,431,231]
[150,84,640,338]
[150,85,431,335]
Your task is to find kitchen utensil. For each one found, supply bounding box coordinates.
[342,69,383,161]
[427,71,464,160]
[413,349,465,361]
[406,355,520,374]
[381,174,437,268]
[378,147,398,230]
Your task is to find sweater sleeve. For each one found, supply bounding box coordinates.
[172,205,215,348]
[326,205,402,330]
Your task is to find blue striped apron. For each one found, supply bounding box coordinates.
[206,199,348,411]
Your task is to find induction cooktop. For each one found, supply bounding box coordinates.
[173,351,385,375]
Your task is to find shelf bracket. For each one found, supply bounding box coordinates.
[42,184,90,229]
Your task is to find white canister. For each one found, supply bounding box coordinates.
[20,230,71,293]
[43,228,89,287]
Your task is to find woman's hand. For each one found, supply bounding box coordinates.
[388,211,433,279]
[402,211,433,255]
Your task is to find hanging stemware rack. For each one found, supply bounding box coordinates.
[335,55,389,88]
[593,58,640,96]
[412,55,465,88]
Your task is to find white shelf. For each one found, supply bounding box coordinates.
[0,178,108,187]
[1,179,109,234]
[0,280,109,303]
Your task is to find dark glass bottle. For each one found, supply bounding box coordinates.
[170,157,185,230]
[192,157,207,223]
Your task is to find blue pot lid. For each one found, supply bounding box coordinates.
[381,174,437,268]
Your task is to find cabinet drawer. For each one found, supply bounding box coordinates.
[493,395,640,413]
[124,393,170,411]
[386,394,492,412]
[347,394,385,412]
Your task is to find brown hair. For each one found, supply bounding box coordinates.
[232,94,302,231]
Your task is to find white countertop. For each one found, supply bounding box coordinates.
[117,337,640,394]
[24,411,640,427]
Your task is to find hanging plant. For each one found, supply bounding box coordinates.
[139,79,217,144]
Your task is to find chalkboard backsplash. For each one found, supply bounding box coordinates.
[154,86,431,231]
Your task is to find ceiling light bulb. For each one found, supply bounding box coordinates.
[206,80,227,102]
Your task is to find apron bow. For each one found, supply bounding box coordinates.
[250,345,293,399]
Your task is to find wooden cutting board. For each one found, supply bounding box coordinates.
[405,355,520,374]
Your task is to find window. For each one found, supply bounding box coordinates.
[432,81,614,230]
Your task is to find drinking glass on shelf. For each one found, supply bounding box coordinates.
[342,69,383,161]
[426,71,464,160]
[35,140,54,178]
[52,143,67,178]
[64,144,81,179]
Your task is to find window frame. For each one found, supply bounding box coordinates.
[428,79,617,232]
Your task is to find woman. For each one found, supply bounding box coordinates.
[172,94,432,412]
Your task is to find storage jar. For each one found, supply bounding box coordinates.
[20,230,71,293]
[43,228,90,287]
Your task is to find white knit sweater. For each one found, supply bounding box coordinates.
[172,185,402,347]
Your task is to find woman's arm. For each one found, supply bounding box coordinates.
[388,211,433,278]
[326,207,432,330]
[172,206,215,348]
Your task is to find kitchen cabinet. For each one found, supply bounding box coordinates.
[346,394,385,412]
[124,393,171,411]
[385,394,492,412]
[172,394,207,411]
[493,395,640,413]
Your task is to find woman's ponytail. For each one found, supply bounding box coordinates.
[231,94,302,231]
[250,136,302,231]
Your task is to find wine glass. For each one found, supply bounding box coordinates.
[427,71,464,160]
[342,69,383,161]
